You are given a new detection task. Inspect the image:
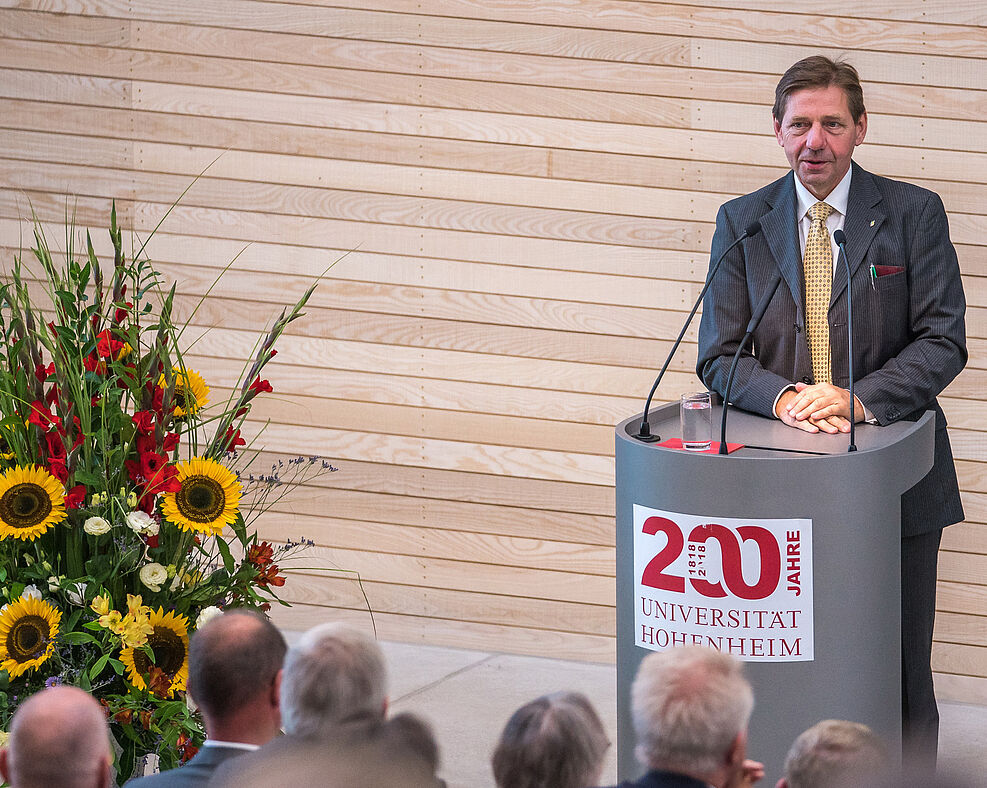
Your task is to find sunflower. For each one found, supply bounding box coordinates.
[164,367,209,420]
[0,465,67,541]
[161,457,241,536]
[119,607,189,697]
[0,595,62,679]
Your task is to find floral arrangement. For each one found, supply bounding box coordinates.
[0,205,333,780]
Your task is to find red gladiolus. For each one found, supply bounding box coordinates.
[222,427,246,452]
[114,301,133,324]
[44,431,67,459]
[132,411,155,432]
[83,354,107,375]
[64,485,86,509]
[48,458,69,483]
[140,451,168,479]
[34,363,54,383]
[27,401,58,430]
[145,534,159,548]
[249,378,273,394]
[136,433,157,455]
[162,432,180,453]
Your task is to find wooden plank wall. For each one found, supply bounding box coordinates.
[1,1,984,701]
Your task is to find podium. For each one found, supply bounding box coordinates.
[614,403,936,783]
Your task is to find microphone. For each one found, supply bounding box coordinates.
[718,272,784,453]
[635,221,762,442]
[834,229,857,452]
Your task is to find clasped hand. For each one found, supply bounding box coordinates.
[775,382,863,434]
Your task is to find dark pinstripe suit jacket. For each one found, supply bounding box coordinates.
[696,162,966,537]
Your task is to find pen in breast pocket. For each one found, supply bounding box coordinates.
[869,264,877,289]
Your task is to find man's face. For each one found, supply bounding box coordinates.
[773,84,867,200]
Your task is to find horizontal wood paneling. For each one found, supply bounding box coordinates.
[1,0,984,702]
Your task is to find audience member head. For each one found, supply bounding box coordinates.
[491,691,609,788]
[0,685,111,788]
[773,56,866,123]
[281,622,387,738]
[379,713,442,777]
[631,646,753,787]
[187,609,286,745]
[778,719,889,788]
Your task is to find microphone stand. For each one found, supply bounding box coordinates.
[635,222,762,442]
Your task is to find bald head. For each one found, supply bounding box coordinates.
[0,686,111,788]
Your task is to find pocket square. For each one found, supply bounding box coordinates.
[874,265,904,277]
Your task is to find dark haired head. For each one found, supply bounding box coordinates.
[187,610,287,721]
[773,56,866,123]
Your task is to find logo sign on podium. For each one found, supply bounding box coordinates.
[633,505,813,662]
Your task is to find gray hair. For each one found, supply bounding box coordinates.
[280,622,387,738]
[782,719,889,788]
[492,691,610,788]
[631,646,753,776]
[2,686,111,788]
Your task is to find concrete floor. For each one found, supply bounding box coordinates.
[374,640,987,788]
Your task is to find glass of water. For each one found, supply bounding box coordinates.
[680,391,712,451]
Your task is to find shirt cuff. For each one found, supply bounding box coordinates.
[772,385,796,419]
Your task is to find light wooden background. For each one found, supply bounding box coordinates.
[1,1,984,702]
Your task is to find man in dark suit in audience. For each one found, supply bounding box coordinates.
[696,56,966,765]
[128,610,286,787]
[1,685,112,788]
[603,646,763,788]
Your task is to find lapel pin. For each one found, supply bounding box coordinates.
[870,220,876,227]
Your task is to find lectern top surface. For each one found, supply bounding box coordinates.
[620,404,933,456]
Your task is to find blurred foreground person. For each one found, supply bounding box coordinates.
[777,720,889,788]
[0,685,112,788]
[492,691,609,788]
[604,646,763,788]
[128,610,286,787]
[210,735,441,788]
[211,622,389,784]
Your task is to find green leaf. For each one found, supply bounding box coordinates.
[215,536,235,573]
[72,469,104,487]
[109,657,124,675]
[61,631,98,645]
[89,653,110,680]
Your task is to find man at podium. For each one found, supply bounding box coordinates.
[696,56,967,765]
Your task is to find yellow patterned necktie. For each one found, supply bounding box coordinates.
[804,201,834,384]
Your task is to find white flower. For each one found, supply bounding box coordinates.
[126,511,159,536]
[47,576,60,593]
[195,606,223,630]
[139,562,168,593]
[83,516,111,536]
[66,581,87,606]
[21,584,42,600]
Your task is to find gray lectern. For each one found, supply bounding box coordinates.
[615,403,935,783]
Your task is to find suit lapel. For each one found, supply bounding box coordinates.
[831,162,885,306]
[758,172,803,315]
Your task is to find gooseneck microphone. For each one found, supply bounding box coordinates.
[834,229,857,452]
[635,221,762,442]
[718,272,784,454]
